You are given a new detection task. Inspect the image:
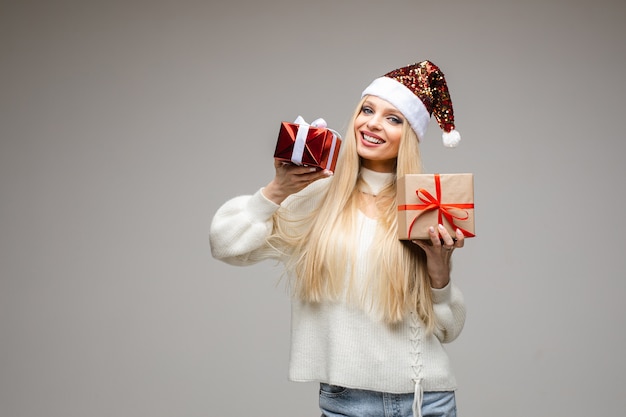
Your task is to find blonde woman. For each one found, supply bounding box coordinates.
[210,60,466,417]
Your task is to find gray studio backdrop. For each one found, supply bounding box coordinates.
[1,1,625,416]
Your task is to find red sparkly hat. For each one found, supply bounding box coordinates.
[361,60,461,147]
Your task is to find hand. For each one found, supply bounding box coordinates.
[412,224,465,289]
[262,160,332,204]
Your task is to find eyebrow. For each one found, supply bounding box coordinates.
[364,100,401,114]
[364,100,404,120]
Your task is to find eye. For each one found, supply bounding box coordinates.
[361,105,374,115]
[388,115,403,125]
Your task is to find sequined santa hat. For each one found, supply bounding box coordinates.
[361,60,461,147]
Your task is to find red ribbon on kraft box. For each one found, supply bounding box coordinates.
[397,173,475,240]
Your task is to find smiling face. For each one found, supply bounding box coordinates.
[354,95,405,172]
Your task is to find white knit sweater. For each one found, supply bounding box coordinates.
[209,172,466,406]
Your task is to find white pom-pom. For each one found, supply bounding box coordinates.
[442,129,461,148]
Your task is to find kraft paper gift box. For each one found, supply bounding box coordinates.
[397,173,475,240]
[274,116,342,172]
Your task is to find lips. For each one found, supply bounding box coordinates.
[361,132,385,145]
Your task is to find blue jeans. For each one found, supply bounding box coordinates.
[319,383,457,417]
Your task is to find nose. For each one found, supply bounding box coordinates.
[366,114,382,130]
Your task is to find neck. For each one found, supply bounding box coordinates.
[359,167,394,196]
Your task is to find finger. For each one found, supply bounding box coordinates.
[294,165,320,174]
[438,224,455,249]
[274,159,298,170]
[281,165,315,181]
[275,161,315,173]
[299,168,332,184]
[428,226,443,247]
[411,239,427,250]
[454,228,465,248]
[273,159,285,169]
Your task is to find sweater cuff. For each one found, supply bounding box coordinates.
[248,188,280,220]
[431,281,452,304]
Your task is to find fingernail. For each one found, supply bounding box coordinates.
[429,226,435,233]
[438,224,445,230]
[309,167,317,172]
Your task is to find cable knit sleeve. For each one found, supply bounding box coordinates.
[209,188,283,265]
[431,282,466,343]
[210,177,332,267]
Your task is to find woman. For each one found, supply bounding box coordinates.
[210,60,466,417]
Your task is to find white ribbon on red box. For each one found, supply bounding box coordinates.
[291,115,340,170]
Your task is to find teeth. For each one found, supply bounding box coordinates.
[363,134,384,144]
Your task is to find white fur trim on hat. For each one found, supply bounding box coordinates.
[361,76,430,141]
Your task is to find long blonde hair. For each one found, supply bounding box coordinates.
[272,97,436,331]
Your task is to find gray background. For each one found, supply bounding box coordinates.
[1,0,625,416]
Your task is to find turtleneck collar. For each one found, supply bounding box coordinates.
[359,167,394,196]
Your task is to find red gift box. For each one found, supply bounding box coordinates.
[274,117,342,172]
[397,173,475,240]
